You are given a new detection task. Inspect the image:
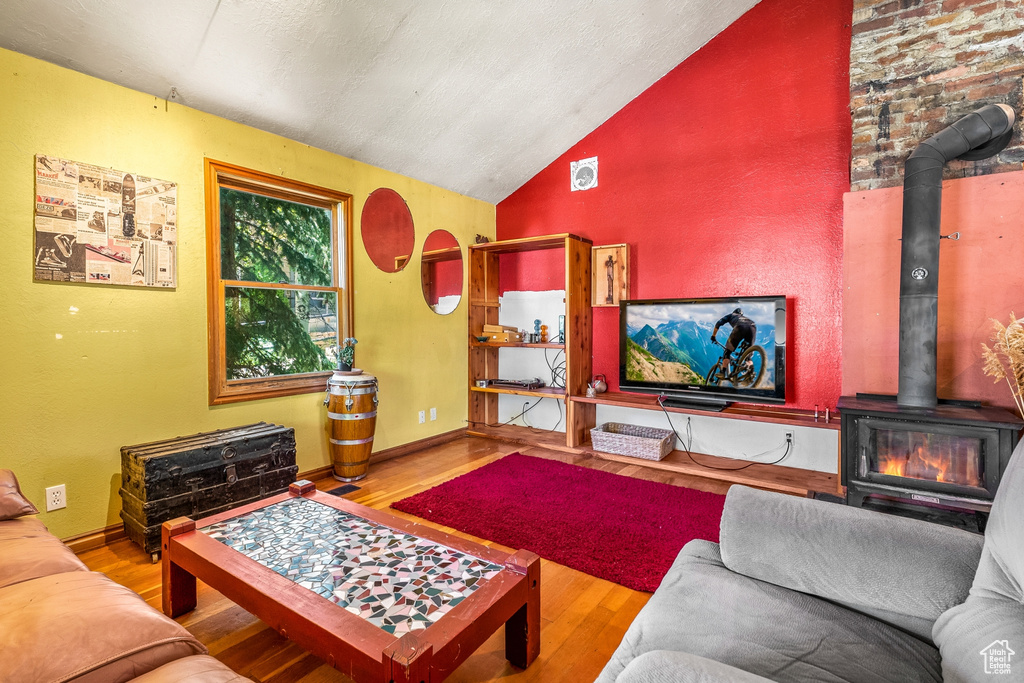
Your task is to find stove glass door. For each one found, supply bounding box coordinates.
[856,419,995,495]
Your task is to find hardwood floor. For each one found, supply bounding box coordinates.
[79,436,733,682]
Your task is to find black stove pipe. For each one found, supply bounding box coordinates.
[898,103,1016,408]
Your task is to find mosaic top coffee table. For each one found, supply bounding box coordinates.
[161,480,540,682]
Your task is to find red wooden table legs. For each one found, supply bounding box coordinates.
[162,517,197,617]
[384,632,433,683]
[505,550,541,669]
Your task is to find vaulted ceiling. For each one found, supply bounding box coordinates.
[0,0,759,203]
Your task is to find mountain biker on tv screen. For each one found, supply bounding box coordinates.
[711,309,755,373]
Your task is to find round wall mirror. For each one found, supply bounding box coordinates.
[420,230,462,315]
[361,188,415,273]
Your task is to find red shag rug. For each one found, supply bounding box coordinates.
[390,453,726,592]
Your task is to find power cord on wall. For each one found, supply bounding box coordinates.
[544,348,566,389]
[469,398,544,429]
[467,395,563,432]
[657,394,792,471]
[466,349,567,432]
[540,348,565,431]
[522,397,564,433]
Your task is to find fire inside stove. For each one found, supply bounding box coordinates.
[869,429,984,489]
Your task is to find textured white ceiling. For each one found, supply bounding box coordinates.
[0,0,759,203]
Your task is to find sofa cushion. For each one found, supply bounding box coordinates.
[0,515,49,538]
[0,469,39,519]
[0,517,88,589]
[933,593,1024,682]
[616,650,774,683]
[130,655,249,683]
[0,570,206,682]
[720,485,982,641]
[595,540,942,683]
[933,442,1024,682]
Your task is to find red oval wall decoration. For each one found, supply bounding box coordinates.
[361,188,415,273]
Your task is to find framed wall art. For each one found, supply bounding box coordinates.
[592,243,628,307]
[34,154,177,287]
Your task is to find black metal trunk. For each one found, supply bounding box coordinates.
[119,422,297,556]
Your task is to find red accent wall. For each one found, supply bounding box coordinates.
[432,258,462,299]
[496,0,853,410]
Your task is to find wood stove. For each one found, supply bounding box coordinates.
[838,104,1022,523]
[839,395,1020,514]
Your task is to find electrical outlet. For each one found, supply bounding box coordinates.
[785,431,794,444]
[429,407,437,421]
[46,484,66,512]
[418,410,426,424]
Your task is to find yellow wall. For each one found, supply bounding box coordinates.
[0,48,494,539]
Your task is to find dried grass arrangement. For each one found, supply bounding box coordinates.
[981,313,1024,417]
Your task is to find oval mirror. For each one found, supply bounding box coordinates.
[361,188,415,273]
[420,230,462,315]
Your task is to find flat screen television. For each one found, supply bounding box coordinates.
[619,295,787,410]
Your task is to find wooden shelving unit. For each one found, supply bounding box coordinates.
[576,444,838,496]
[465,234,840,496]
[471,385,566,399]
[470,341,566,350]
[570,391,840,431]
[466,422,839,496]
[467,234,593,442]
[466,424,579,454]
[566,391,841,495]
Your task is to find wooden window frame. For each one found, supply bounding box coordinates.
[205,159,353,405]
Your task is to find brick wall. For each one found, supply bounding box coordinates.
[850,0,1024,191]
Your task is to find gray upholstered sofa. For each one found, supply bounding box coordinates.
[596,441,1024,683]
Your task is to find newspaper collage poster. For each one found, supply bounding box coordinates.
[34,155,177,287]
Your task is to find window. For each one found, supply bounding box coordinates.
[205,160,352,404]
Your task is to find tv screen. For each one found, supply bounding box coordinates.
[619,296,786,408]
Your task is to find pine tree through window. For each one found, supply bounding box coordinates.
[206,160,352,404]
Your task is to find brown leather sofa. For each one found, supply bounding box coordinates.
[0,470,247,682]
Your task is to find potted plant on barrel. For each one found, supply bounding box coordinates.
[337,337,358,372]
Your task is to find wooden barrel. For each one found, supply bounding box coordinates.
[326,371,378,481]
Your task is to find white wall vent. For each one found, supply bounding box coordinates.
[570,157,598,191]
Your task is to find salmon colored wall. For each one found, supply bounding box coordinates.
[0,48,493,539]
[496,0,853,411]
[842,171,1024,408]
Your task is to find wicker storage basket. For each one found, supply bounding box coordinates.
[590,422,675,461]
